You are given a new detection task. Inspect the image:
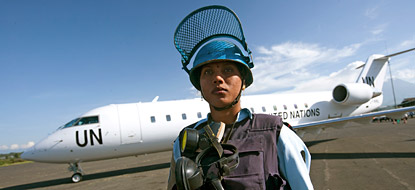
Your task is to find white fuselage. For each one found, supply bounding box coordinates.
[22,91,383,163]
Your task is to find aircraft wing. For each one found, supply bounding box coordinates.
[294,106,415,136]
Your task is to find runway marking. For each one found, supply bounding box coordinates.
[323,144,330,188]
[361,136,414,190]
[372,158,414,190]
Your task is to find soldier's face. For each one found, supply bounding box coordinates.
[199,61,243,108]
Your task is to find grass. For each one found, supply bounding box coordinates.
[0,159,33,167]
[0,152,33,167]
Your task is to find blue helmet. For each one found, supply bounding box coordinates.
[189,40,254,90]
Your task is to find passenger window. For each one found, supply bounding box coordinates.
[294,104,298,109]
[273,105,277,111]
[262,106,266,112]
[304,103,308,108]
[250,108,255,113]
[151,116,156,123]
[182,113,187,120]
[197,112,202,118]
[166,115,171,122]
[283,105,287,110]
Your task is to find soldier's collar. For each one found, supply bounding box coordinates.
[194,108,252,129]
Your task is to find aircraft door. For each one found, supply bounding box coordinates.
[117,104,142,144]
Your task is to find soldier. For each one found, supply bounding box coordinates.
[168,5,313,190]
[168,39,313,190]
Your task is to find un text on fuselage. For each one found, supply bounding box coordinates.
[271,108,321,120]
[76,128,103,147]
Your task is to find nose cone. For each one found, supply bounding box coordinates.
[20,137,56,162]
[21,146,35,161]
[20,131,68,163]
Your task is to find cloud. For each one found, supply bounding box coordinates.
[387,39,415,84]
[400,38,415,48]
[365,6,379,19]
[0,145,8,150]
[21,141,35,149]
[282,61,363,94]
[371,29,383,35]
[246,42,361,94]
[394,69,415,83]
[10,144,19,150]
[371,24,388,35]
[0,141,35,152]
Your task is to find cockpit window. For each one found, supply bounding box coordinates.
[62,118,80,129]
[60,116,99,129]
[74,116,99,126]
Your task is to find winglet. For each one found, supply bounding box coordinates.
[152,96,159,102]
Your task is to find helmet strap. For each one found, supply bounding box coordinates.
[212,80,244,111]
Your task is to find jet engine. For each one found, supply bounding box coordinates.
[332,83,373,105]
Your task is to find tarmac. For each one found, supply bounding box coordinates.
[1,119,414,190]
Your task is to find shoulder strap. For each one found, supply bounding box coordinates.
[249,114,283,131]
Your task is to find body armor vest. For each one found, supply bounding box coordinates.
[221,114,288,190]
[169,114,289,190]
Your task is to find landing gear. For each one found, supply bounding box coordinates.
[68,163,84,183]
[71,173,82,183]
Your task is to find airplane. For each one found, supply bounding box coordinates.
[21,48,415,183]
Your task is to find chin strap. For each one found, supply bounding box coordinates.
[211,81,244,111]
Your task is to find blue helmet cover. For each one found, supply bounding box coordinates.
[189,40,253,90]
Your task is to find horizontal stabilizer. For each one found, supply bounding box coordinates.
[356,48,415,69]
[380,47,415,59]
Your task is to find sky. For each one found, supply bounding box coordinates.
[1,0,414,154]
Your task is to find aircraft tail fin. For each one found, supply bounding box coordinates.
[355,54,389,91]
[355,48,415,91]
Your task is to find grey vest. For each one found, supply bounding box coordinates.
[221,114,288,190]
[189,114,288,190]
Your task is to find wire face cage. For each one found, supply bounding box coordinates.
[174,5,250,74]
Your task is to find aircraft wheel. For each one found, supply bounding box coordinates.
[71,173,82,183]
